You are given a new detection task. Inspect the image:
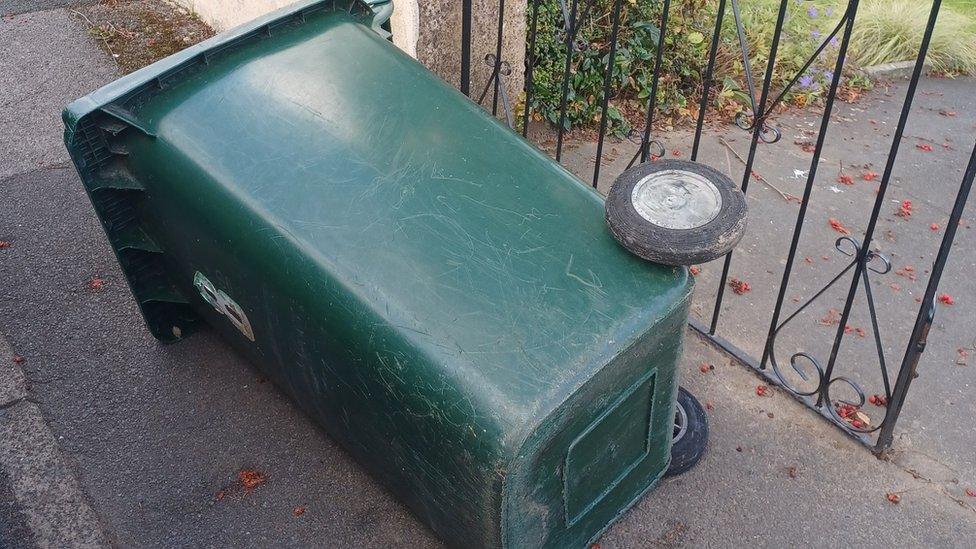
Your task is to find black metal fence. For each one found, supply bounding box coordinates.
[455,0,973,454]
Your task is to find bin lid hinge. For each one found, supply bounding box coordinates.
[99,104,157,139]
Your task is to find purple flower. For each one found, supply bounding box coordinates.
[830,36,839,47]
[825,7,834,16]
[808,6,819,18]
[811,30,821,39]
[824,70,834,81]
[799,75,815,88]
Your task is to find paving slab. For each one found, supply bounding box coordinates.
[0,7,117,180]
[0,400,109,548]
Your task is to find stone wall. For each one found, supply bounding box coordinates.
[415,0,525,116]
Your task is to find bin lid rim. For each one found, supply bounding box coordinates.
[62,0,393,132]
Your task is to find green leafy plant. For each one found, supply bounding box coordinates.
[525,0,973,134]
[526,0,714,135]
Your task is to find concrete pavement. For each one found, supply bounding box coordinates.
[563,75,976,480]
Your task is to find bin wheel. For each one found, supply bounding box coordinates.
[666,387,708,477]
[605,160,747,266]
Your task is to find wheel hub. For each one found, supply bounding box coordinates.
[630,169,723,230]
[673,400,688,444]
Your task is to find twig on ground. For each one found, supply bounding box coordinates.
[68,8,117,58]
[718,137,792,201]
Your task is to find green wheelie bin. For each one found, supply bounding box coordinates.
[63,1,696,546]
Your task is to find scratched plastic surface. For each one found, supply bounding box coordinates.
[62,1,693,547]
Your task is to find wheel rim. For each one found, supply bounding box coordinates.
[630,169,723,230]
[673,401,688,444]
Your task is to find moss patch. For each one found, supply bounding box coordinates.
[72,0,214,74]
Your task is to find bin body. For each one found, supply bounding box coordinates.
[63,1,693,546]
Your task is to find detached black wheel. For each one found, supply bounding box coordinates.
[666,387,708,477]
[605,160,747,266]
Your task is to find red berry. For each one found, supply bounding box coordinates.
[87,277,105,292]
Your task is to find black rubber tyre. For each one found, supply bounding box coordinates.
[666,387,708,477]
[605,159,747,266]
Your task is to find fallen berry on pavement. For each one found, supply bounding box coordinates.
[12,355,24,365]
[293,506,306,517]
[690,266,701,276]
[828,218,851,235]
[895,265,916,281]
[915,143,933,152]
[862,171,878,181]
[0,240,10,249]
[728,277,751,295]
[965,488,976,498]
[819,308,840,326]
[886,493,901,504]
[837,174,854,185]
[895,200,913,218]
[87,277,105,292]
[238,469,267,491]
[938,293,954,305]
[756,385,768,397]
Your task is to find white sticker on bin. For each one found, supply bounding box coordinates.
[193,271,255,341]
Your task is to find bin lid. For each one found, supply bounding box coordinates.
[63,0,692,423]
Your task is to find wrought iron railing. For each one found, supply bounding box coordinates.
[456,0,973,454]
